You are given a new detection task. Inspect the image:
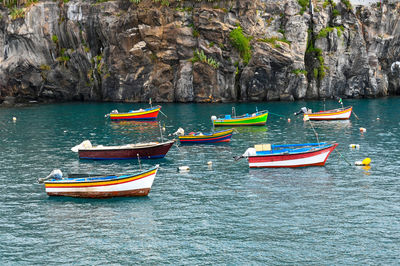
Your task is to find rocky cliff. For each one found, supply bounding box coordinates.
[0,0,399,104]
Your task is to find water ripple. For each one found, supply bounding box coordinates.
[1,100,400,264]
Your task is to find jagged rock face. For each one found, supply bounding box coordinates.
[0,0,399,104]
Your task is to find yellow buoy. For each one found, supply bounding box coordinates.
[355,157,371,166]
[362,157,371,166]
[12,117,17,122]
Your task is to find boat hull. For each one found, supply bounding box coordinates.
[247,143,338,168]
[45,167,158,198]
[46,188,151,198]
[213,112,268,126]
[306,107,352,120]
[179,129,233,144]
[110,106,161,121]
[78,141,174,160]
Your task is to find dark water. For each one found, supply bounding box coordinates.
[1,98,399,264]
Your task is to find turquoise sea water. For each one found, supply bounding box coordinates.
[0,98,399,264]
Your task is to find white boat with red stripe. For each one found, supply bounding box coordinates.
[235,142,338,168]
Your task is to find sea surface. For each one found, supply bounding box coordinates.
[0,98,399,264]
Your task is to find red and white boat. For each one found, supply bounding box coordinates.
[235,142,338,168]
[305,106,353,120]
[40,166,159,198]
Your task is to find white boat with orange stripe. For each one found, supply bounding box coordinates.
[294,102,353,121]
[305,106,353,120]
[40,165,159,198]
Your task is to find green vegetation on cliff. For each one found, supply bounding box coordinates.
[229,26,252,65]
[258,36,291,48]
[317,26,344,38]
[297,0,309,15]
[191,49,220,69]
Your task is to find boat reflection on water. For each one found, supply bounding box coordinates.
[232,126,268,142]
[304,120,351,131]
[248,167,335,186]
[109,120,160,134]
[234,126,267,134]
[110,120,159,126]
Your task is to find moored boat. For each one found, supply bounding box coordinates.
[72,140,175,160]
[235,142,338,168]
[178,128,234,144]
[40,166,159,198]
[107,105,161,121]
[212,108,268,126]
[305,106,353,120]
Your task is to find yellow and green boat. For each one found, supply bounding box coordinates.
[212,109,268,126]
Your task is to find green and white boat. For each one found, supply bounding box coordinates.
[212,108,268,126]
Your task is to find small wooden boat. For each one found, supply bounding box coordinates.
[235,142,338,168]
[178,128,234,144]
[72,140,175,160]
[107,105,161,121]
[41,166,159,198]
[305,106,352,120]
[212,109,268,126]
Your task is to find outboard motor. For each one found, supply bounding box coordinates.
[105,109,118,117]
[294,107,309,116]
[38,169,63,183]
[173,128,185,136]
[234,148,257,161]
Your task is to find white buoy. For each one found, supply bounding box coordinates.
[377,117,380,120]
[211,115,217,121]
[349,144,360,149]
[207,161,212,170]
[287,118,291,122]
[12,117,17,122]
[178,166,190,172]
[359,127,366,133]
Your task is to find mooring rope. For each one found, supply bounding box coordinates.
[268,112,286,118]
